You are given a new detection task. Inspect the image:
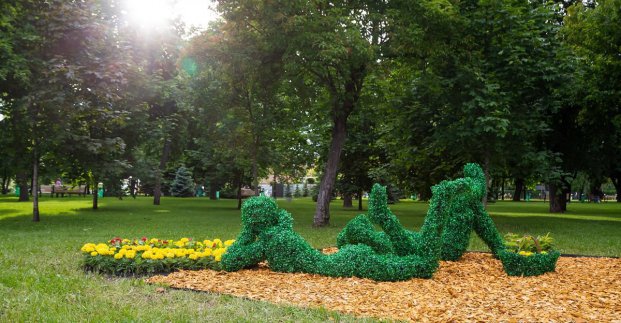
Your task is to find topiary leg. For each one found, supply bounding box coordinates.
[440,206,475,261]
[367,183,418,256]
[472,203,505,257]
[336,214,394,254]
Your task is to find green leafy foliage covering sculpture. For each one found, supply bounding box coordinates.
[337,163,505,261]
[222,183,451,281]
[499,232,560,276]
[223,163,556,280]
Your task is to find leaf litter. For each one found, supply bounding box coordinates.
[146,251,621,322]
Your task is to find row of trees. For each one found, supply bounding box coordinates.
[1,0,619,224]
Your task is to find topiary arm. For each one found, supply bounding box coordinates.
[221,238,265,271]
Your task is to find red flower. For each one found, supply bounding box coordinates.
[141,237,147,242]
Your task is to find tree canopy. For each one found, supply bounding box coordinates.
[1,0,619,221]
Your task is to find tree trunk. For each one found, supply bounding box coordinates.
[1,166,8,195]
[513,178,524,202]
[549,182,567,213]
[343,192,353,208]
[501,177,505,200]
[314,114,348,227]
[32,150,40,222]
[358,189,363,211]
[153,139,171,206]
[18,172,29,202]
[236,171,243,210]
[92,178,98,210]
[252,137,259,196]
[209,182,218,200]
[611,173,621,202]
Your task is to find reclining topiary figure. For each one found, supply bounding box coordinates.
[222,163,499,281]
[337,163,505,261]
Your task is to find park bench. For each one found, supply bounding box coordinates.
[241,188,255,198]
[40,185,54,196]
[52,185,86,197]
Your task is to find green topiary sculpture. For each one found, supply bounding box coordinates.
[222,191,445,281]
[223,163,552,280]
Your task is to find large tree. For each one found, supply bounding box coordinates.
[562,0,621,202]
[385,0,562,204]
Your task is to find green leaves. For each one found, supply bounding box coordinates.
[504,232,555,254]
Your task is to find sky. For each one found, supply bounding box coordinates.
[122,0,220,31]
[0,1,221,122]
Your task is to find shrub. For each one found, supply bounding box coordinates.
[293,185,302,197]
[170,166,194,197]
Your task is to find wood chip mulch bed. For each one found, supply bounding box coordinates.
[146,250,621,322]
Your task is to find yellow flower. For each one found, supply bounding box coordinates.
[180,238,189,243]
[81,243,96,253]
[203,248,212,256]
[114,253,123,259]
[110,247,117,252]
[203,240,212,247]
[518,251,533,257]
[174,241,185,248]
[213,239,223,248]
[90,251,98,256]
[150,238,159,244]
[125,251,136,259]
[166,252,175,258]
[224,239,235,247]
[189,254,198,260]
[214,254,222,262]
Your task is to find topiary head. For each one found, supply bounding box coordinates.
[241,196,280,232]
[463,163,486,200]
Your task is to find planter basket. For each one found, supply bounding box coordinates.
[498,250,560,276]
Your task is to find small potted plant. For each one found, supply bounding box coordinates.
[498,232,560,276]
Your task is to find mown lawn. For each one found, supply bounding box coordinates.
[0,195,619,321]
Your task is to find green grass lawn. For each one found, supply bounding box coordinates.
[1,195,619,321]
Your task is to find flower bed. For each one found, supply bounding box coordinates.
[499,233,560,276]
[81,237,234,275]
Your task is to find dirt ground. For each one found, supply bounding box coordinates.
[147,252,621,322]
